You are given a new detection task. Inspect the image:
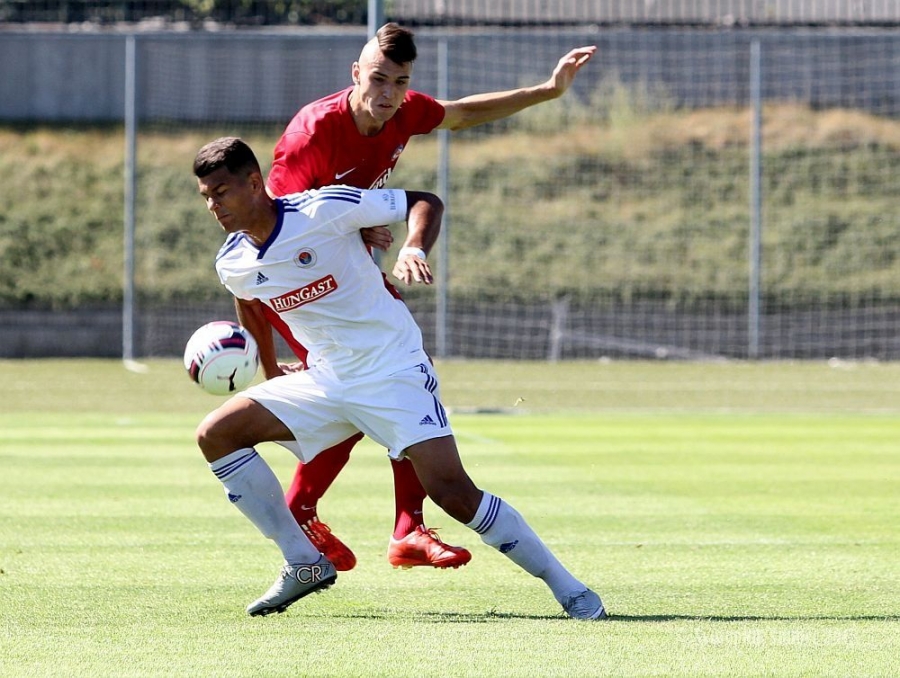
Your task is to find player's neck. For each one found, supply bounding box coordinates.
[244,199,279,247]
[348,89,385,137]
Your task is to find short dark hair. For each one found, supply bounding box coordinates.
[193,136,261,179]
[377,22,417,64]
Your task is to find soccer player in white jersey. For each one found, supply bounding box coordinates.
[192,136,606,620]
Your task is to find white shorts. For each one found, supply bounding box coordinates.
[241,360,452,463]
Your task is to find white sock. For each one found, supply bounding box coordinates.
[209,448,320,565]
[466,491,586,603]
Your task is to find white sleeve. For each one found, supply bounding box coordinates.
[223,282,253,301]
[216,265,254,302]
[323,188,408,235]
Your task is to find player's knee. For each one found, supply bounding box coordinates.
[428,483,481,524]
[195,411,228,461]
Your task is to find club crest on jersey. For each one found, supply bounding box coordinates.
[293,248,317,268]
[270,274,338,312]
[391,144,404,161]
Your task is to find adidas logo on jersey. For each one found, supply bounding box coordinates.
[255,272,269,285]
[419,415,437,426]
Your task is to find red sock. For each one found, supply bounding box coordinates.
[285,432,363,525]
[391,458,428,539]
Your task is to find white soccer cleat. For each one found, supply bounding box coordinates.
[246,555,337,617]
[561,588,608,620]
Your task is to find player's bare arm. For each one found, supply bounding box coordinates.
[234,297,286,379]
[437,45,596,131]
[392,190,443,286]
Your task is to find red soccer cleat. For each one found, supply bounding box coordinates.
[387,526,472,569]
[301,518,357,572]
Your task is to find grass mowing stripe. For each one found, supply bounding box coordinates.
[0,360,898,676]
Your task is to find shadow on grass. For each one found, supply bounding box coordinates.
[607,614,900,623]
[332,611,900,623]
[334,610,564,623]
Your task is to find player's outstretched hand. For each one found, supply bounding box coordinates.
[361,225,394,251]
[393,254,434,286]
[548,45,597,96]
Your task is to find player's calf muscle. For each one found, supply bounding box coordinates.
[405,441,481,522]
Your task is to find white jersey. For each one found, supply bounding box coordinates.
[215,186,427,380]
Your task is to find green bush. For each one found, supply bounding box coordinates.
[2,105,899,310]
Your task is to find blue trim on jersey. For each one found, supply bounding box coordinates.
[256,200,285,260]
[214,201,286,263]
[283,186,364,212]
[216,232,250,263]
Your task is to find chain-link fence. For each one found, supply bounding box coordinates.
[2,10,900,359]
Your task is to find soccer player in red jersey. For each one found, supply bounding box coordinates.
[239,23,596,572]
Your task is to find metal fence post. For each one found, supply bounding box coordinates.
[748,39,762,359]
[123,33,137,365]
[367,0,384,37]
[435,36,450,357]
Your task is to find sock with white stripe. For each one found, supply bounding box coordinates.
[466,491,587,603]
[209,448,321,565]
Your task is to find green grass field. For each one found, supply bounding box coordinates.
[1,359,898,677]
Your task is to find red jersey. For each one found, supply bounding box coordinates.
[267,87,446,195]
[264,87,445,364]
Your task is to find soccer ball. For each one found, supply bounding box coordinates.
[183,321,259,396]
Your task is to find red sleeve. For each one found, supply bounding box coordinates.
[402,90,446,135]
[267,131,326,195]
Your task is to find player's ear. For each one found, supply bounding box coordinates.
[351,61,360,85]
